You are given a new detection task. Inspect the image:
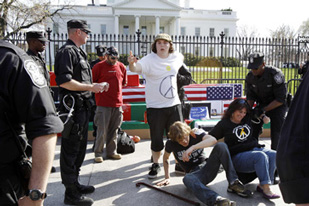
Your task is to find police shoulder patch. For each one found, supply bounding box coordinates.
[274,73,283,84]
[24,59,47,88]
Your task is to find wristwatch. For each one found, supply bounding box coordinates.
[28,189,47,201]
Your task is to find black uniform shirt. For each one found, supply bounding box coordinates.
[54,39,92,99]
[0,40,63,164]
[245,66,287,106]
[26,49,50,87]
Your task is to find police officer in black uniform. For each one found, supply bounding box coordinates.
[90,44,107,68]
[245,52,287,150]
[0,40,63,205]
[54,19,108,206]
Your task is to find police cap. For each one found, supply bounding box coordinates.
[67,19,91,33]
[95,45,107,56]
[247,52,264,69]
[26,31,49,42]
[106,46,119,57]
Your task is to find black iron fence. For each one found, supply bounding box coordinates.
[7,29,309,94]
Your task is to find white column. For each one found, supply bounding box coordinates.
[175,16,180,36]
[135,15,140,33]
[114,15,119,36]
[155,16,160,35]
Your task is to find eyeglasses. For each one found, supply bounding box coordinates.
[80,29,90,35]
[110,56,117,60]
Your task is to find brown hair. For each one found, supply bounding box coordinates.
[168,121,191,142]
[151,40,174,53]
[222,98,250,120]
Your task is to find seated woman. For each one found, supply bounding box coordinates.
[207,98,280,199]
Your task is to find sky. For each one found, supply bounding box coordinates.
[190,0,308,37]
[54,0,309,37]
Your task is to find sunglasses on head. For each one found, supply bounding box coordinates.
[238,99,247,104]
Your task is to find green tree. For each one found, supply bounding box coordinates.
[0,0,73,39]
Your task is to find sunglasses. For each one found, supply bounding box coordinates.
[238,99,247,104]
[110,56,118,60]
[80,29,90,35]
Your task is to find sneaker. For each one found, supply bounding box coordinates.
[175,163,185,175]
[107,154,122,160]
[215,196,236,206]
[148,163,161,179]
[227,180,252,197]
[94,157,103,163]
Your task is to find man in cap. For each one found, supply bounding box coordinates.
[90,44,107,68]
[26,31,50,88]
[245,52,287,151]
[128,33,184,179]
[54,19,108,206]
[92,46,127,163]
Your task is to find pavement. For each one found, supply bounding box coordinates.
[44,137,293,206]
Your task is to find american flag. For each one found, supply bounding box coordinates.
[221,83,243,98]
[206,85,234,100]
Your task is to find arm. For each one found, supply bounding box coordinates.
[183,134,217,162]
[263,100,283,112]
[128,50,142,73]
[177,64,192,86]
[156,151,172,186]
[18,134,57,206]
[60,79,109,93]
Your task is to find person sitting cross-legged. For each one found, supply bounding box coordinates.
[156,121,252,206]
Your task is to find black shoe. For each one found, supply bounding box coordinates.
[148,163,160,179]
[76,182,95,194]
[175,163,185,175]
[51,166,56,173]
[64,185,94,206]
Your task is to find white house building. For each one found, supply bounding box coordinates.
[48,0,238,37]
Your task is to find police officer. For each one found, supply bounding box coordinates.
[54,19,108,206]
[0,40,63,205]
[245,52,287,150]
[298,53,309,79]
[90,44,107,68]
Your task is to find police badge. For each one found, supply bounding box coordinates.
[24,59,47,88]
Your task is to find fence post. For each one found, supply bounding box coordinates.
[46,27,52,71]
[136,29,141,57]
[219,31,225,83]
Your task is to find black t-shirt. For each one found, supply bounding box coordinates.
[209,115,259,156]
[165,129,207,173]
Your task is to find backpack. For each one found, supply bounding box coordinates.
[117,129,135,154]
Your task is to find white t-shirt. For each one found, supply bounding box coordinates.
[137,51,184,108]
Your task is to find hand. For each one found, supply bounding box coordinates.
[156,178,170,186]
[183,147,194,162]
[261,114,270,124]
[99,82,109,92]
[253,107,265,118]
[92,82,109,93]
[19,196,43,206]
[127,51,138,65]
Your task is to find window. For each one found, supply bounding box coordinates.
[224,28,229,37]
[101,24,106,35]
[181,27,186,36]
[53,23,59,34]
[123,25,129,35]
[160,27,164,33]
[195,27,200,36]
[141,26,147,35]
[209,28,215,37]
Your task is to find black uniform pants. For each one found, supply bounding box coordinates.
[252,105,287,150]
[60,107,90,186]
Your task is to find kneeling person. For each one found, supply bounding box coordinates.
[157,121,251,206]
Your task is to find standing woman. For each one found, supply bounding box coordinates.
[128,33,184,179]
[207,98,280,199]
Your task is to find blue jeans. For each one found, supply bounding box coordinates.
[183,142,239,206]
[232,147,276,185]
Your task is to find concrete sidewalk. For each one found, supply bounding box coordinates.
[44,138,292,206]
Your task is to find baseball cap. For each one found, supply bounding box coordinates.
[67,19,91,33]
[26,31,49,42]
[106,46,119,57]
[154,33,172,42]
[247,52,264,69]
[95,45,106,56]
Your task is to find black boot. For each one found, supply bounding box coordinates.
[76,182,95,194]
[64,184,94,206]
